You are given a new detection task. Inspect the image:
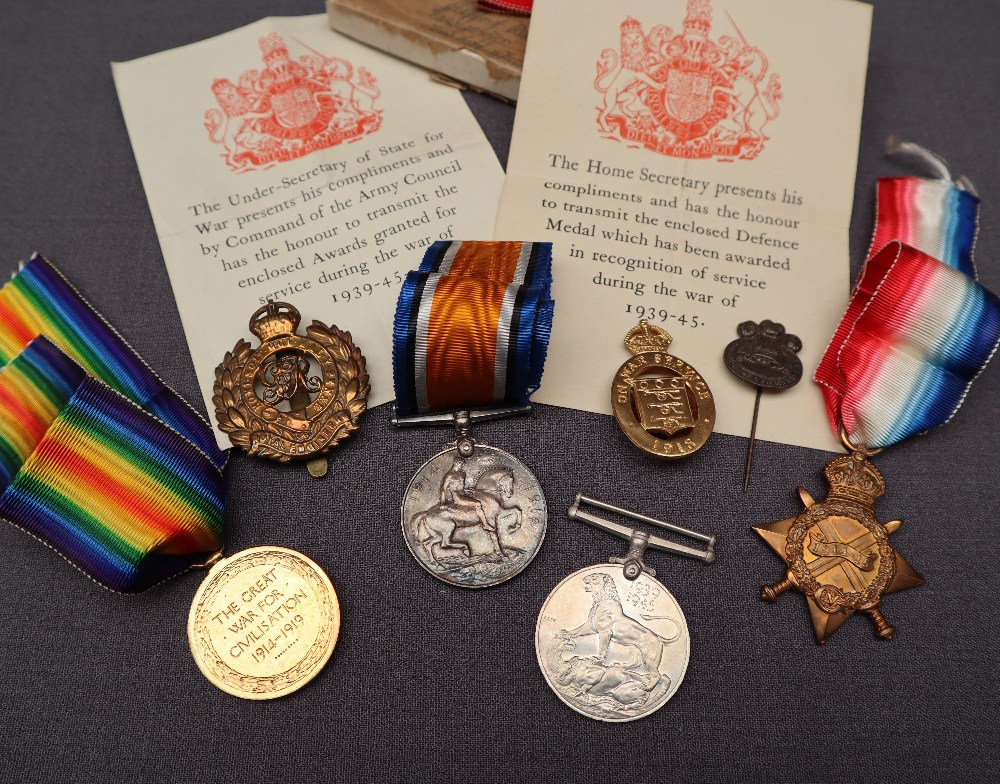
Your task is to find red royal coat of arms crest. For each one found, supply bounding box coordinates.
[204,33,382,172]
[595,0,781,161]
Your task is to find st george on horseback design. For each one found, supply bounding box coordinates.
[401,445,547,588]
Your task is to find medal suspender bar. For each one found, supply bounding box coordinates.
[755,142,1000,644]
[535,493,716,722]
[392,240,554,588]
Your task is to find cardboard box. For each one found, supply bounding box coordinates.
[326,0,527,101]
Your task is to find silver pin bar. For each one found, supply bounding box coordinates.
[391,403,532,428]
[575,493,717,549]
[567,502,716,564]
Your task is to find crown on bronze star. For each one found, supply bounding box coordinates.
[823,454,886,506]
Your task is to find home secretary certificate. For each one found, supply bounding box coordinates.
[495,0,872,452]
[113,14,504,449]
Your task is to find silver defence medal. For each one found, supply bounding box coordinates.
[396,407,547,588]
[536,494,714,721]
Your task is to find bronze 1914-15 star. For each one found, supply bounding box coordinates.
[753,434,924,644]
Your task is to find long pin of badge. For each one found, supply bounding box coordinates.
[723,320,802,490]
[535,493,715,722]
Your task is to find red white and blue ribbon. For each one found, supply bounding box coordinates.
[392,240,553,416]
[869,176,979,278]
[816,150,1000,449]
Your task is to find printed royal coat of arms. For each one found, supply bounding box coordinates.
[204,33,382,171]
[596,0,781,160]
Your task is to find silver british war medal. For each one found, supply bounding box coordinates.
[397,408,547,588]
[392,240,555,588]
[536,494,715,721]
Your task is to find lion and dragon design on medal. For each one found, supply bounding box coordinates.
[595,0,782,161]
[537,566,688,722]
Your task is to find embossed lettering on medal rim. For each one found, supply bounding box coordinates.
[535,565,690,722]
[188,546,340,700]
[612,351,715,458]
[401,444,547,588]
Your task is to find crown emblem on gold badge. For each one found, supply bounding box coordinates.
[624,320,673,355]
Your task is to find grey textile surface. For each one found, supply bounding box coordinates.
[0,1,998,782]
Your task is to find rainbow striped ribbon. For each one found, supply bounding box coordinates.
[0,255,226,468]
[392,240,553,415]
[0,258,226,592]
[816,174,1000,449]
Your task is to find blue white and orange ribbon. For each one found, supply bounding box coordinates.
[816,154,1000,449]
[0,256,226,592]
[392,240,554,416]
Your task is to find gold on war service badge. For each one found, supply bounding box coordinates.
[214,301,369,475]
[612,320,715,458]
[754,435,924,643]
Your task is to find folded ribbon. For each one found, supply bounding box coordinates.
[392,240,554,415]
[0,255,227,468]
[477,1,533,17]
[0,257,226,591]
[816,173,1000,449]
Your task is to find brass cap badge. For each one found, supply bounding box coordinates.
[213,301,369,471]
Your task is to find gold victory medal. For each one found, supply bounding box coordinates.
[611,321,715,458]
[214,301,369,470]
[188,547,340,699]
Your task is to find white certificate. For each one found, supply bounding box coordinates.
[495,0,872,452]
[113,14,505,449]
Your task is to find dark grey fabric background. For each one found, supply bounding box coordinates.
[1,1,998,782]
